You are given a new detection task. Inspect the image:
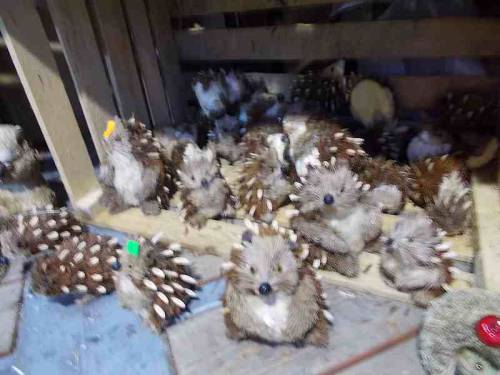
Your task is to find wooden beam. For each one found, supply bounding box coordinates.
[90,0,150,125]
[47,0,117,161]
[147,0,186,124]
[123,0,172,128]
[173,0,346,16]
[0,0,102,211]
[176,18,500,61]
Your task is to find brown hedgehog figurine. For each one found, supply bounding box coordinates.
[114,235,198,333]
[222,222,332,346]
[289,162,383,277]
[408,155,471,235]
[31,233,120,298]
[177,144,235,228]
[0,207,84,258]
[282,114,367,178]
[380,213,460,307]
[350,157,408,214]
[99,117,175,215]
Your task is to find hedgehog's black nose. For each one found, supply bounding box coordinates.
[258,282,272,296]
[201,178,209,189]
[0,255,10,267]
[386,238,394,246]
[323,194,334,205]
[111,260,121,271]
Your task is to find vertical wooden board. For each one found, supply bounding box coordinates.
[123,0,172,128]
[0,0,101,207]
[47,0,118,161]
[90,0,150,125]
[147,0,186,124]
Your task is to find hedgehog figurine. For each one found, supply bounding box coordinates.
[419,289,500,375]
[406,127,453,163]
[289,162,383,277]
[0,124,43,185]
[31,233,120,299]
[114,235,198,333]
[282,114,367,178]
[177,144,235,228]
[408,155,471,235]
[192,70,228,120]
[99,117,175,215]
[380,213,456,307]
[0,186,55,219]
[0,207,84,258]
[222,223,332,346]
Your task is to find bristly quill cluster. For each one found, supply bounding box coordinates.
[380,213,459,307]
[0,206,84,258]
[222,221,332,346]
[289,162,382,277]
[99,117,175,215]
[114,236,198,333]
[177,144,235,228]
[408,155,471,235]
[31,233,120,298]
[282,114,367,178]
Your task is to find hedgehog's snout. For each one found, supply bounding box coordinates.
[323,194,334,205]
[258,282,272,296]
[201,178,209,189]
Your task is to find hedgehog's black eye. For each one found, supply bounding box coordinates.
[340,186,345,193]
[191,176,195,181]
[249,266,256,274]
[475,363,483,371]
[408,237,414,243]
[323,194,334,205]
[281,134,287,143]
[275,264,282,273]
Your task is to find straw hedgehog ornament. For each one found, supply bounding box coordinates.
[99,117,175,215]
[114,235,198,333]
[419,289,500,374]
[177,143,235,228]
[0,207,84,258]
[222,222,332,346]
[380,213,458,307]
[408,155,471,235]
[31,233,120,298]
[282,114,367,178]
[289,163,383,277]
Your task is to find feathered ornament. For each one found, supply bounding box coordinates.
[222,221,332,346]
[177,144,235,228]
[0,207,84,258]
[31,233,120,298]
[99,117,176,215]
[114,236,198,333]
[380,213,456,307]
[290,163,383,277]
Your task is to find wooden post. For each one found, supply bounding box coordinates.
[90,0,151,125]
[0,0,102,213]
[147,0,186,124]
[47,0,118,161]
[123,0,172,128]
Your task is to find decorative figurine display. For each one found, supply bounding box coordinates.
[222,223,332,346]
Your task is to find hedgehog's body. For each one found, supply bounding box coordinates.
[282,115,366,178]
[100,117,174,215]
[290,164,382,277]
[177,144,234,228]
[419,289,500,374]
[31,233,120,298]
[406,129,453,163]
[0,186,54,219]
[380,213,451,307]
[0,207,84,259]
[115,237,198,333]
[223,226,331,346]
[0,124,43,185]
[408,156,471,235]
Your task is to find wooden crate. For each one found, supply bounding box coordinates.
[0,0,498,302]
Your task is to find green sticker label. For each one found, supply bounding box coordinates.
[126,240,140,257]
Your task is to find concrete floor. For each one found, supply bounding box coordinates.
[0,226,427,375]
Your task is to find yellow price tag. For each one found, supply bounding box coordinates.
[103,120,116,138]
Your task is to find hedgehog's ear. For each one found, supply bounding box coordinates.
[241,230,253,244]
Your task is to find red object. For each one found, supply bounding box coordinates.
[475,315,500,347]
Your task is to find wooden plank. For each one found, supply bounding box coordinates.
[90,0,150,124]
[176,18,500,61]
[0,0,102,210]
[47,0,117,161]
[122,0,172,128]
[472,164,500,292]
[147,0,186,124]
[173,0,346,16]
